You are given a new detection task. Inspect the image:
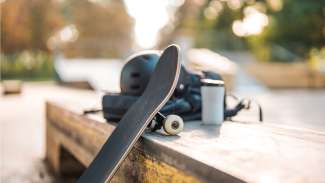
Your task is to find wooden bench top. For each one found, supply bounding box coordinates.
[46,90,325,183]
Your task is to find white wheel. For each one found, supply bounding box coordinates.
[163,115,184,135]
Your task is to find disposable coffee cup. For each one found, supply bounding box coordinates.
[201,79,225,125]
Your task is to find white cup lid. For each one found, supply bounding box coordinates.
[201,79,224,86]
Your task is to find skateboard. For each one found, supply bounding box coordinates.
[77,44,182,183]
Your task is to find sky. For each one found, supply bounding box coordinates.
[123,0,184,48]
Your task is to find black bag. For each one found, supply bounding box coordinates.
[102,69,216,122]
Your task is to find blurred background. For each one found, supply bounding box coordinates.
[1,0,325,182]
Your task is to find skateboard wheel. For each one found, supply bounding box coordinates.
[163,115,184,135]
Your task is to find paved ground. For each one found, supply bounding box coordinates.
[224,51,325,130]
[0,82,324,182]
[0,83,99,183]
[233,89,325,131]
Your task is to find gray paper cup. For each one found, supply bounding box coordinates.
[201,79,224,125]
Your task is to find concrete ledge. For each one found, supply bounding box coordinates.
[46,94,325,182]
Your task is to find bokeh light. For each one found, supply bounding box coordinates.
[232,6,269,37]
[124,0,184,48]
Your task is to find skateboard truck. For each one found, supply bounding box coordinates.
[149,112,184,135]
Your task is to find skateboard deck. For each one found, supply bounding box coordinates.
[77,45,181,183]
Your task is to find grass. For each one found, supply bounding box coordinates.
[0,51,54,81]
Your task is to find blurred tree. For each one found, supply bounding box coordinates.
[249,0,325,61]
[1,0,133,58]
[163,0,325,62]
[60,0,133,58]
[196,1,245,50]
[158,0,246,50]
[158,0,203,48]
[1,0,63,53]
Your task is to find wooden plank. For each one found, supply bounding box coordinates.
[46,96,325,183]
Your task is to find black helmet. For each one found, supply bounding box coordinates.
[120,51,160,96]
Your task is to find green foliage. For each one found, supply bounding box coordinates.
[195,1,246,50]
[262,0,325,59]
[189,0,325,62]
[1,52,54,80]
